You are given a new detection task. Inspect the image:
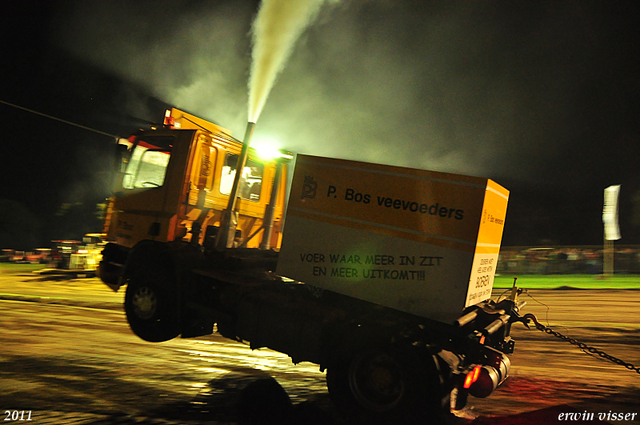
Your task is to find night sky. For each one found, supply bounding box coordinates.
[1,0,639,249]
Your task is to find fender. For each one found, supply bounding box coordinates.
[121,240,170,280]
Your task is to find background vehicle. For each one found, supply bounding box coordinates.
[0,249,12,262]
[40,233,106,277]
[99,109,525,420]
[26,248,52,264]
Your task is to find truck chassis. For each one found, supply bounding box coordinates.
[102,239,524,421]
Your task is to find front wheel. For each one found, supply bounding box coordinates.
[124,267,181,342]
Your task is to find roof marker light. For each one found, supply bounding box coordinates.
[163,109,175,128]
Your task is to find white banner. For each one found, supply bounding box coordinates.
[603,185,621,241]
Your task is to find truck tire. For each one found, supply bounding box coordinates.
[124,266,181,342]
[326,346,447,422]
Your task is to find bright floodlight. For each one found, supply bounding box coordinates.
[252,139,293,161]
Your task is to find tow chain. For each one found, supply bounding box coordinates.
[522,313,640,375]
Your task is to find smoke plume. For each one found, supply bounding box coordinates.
[248,0,330,123]
[51,0,639,193]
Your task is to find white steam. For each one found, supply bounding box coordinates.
[50,0,621,188]
[248,0,330,123]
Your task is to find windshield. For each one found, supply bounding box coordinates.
[122,136,173,189]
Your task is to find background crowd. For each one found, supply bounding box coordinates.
[497,246,640,275]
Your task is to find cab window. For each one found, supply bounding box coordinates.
[220,153,263,201]
[122,136,173,189]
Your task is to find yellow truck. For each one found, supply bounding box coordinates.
[99,108,527,421]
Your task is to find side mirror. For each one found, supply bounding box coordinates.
[116,143,131,173]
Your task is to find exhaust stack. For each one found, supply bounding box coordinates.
[216,122,256,248]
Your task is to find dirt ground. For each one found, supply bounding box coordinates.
[0,269,638,424]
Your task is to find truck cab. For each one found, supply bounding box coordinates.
[100,109,288,289]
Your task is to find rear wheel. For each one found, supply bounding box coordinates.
[124,266,181,342]
[326,346,448,422]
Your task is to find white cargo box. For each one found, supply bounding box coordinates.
[276,155,509,323]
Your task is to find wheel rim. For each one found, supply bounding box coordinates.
[131,285,157,320]
[348,351,406,411]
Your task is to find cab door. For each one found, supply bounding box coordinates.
[110,132,191,247]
